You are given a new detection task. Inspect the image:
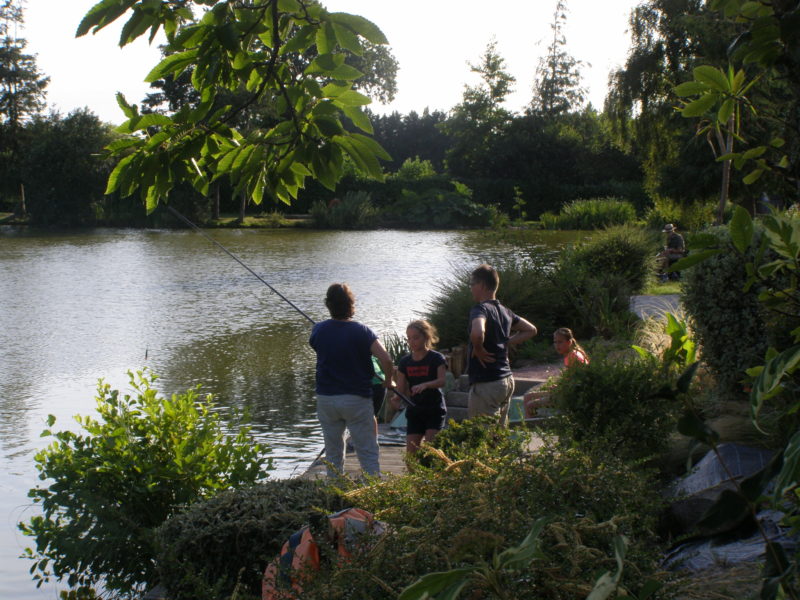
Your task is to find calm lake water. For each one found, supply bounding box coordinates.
[0,226,581,598]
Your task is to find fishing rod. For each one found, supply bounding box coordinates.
[167,205,415,408]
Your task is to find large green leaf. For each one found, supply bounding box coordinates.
[586,536,626,600]
[668,249,723,271]
[76,0,137,38]
[398,568,472,600]
[342,105,373,134]
[328,12,388,44]
[145,50,198,83]
[496,518,547,570]
[750,344,800,417]
[693,65,731,92]
[332,89,371,106]
[681,93,719,117]
[677,411,719,446]
[674,81,709,96]
[730,205,754,254]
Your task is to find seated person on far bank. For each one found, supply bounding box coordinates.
[523,327,589,418]
[657,223,686,280]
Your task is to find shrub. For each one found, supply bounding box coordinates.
[19,370,271,596]
[553,225,656,337]
[155,480,346,600]
[309,191,378,229]
[643,196,721,232]
[540,197,637,230]
[682,226,772,401]
[379,183,491,228]
[393,156,437,179]
[326,431,664,599]
[549,354,676,460]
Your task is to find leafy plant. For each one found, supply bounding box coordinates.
[19,370,271,596]
[633,312,697,373]
[671,206,800,599]
[680,224,773,401]
[383,331,410,363]
[398,519,548,600]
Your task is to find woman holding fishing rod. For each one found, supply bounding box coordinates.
[309,283,395,478]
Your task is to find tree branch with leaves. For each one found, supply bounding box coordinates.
[77,0,392,213]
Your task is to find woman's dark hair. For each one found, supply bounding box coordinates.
[325,283,355,319]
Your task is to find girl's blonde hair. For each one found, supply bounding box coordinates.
[407,319,439,349]
[554,327,588,358]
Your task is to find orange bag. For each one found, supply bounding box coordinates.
[262,507,384,599]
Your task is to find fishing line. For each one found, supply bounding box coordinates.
[167,206,316,325]
[166,205,415,408]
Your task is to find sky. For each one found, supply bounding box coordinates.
[20,0,639,125]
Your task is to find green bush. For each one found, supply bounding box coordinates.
[643,197,721,232]
[682,226,771,401]
[379,183,491,228]
[141,417,666,600]
[155,480,346,600]
[426,415,529,465]
[393,156,437,179]
[552,225,656,337]
[19,370,271,596]
[557,225,656,295]
[309,191,378,229]
[540,197,637,230]
[549,354,675,461]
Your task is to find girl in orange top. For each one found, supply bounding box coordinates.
[524,328,589,418]
[553,327,589,368]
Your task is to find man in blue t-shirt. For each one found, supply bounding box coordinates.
[467,264,537,425]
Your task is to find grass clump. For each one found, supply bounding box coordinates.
[540,197,637,230]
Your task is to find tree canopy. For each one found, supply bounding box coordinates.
[0,0,48,128]
[78,0,392,212]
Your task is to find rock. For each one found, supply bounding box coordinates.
[664,443,775,536]
[664,510,795,572]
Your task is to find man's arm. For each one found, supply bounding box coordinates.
[470,316,495,366]
[509,317,537,347]
[370,339,395,388]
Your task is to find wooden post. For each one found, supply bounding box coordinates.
[17,183,26,217]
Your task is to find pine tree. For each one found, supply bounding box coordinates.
[530,0,586,117]
[0,0,48,128]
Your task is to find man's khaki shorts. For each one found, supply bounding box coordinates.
[468,377,515,426]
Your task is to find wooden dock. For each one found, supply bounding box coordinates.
[300,424,408,479]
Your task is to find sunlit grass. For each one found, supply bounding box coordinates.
[643,279,683,295]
